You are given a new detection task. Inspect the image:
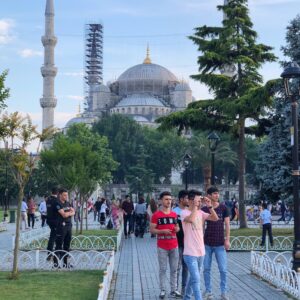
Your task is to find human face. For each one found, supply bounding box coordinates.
[161,195,172,209]
[190,195,201,208]
[60,192,68,202]
[209,192,219,203]
[180,195,189,207]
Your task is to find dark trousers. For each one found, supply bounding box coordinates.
[134,214,147,237]
[123,214,132,236]
[55,224,72,264]
[41,215,47,227]
[278,211,286,222]
[28,213,35,228]
[100,212,106,225]
[261,223,273,245]
[47,221,57,253]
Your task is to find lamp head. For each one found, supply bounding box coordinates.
[207,132,220,152]
[281,62,300,97]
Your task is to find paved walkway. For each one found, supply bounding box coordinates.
[109,233,292,300]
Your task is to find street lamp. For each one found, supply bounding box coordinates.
[207,132,220,186]
[281,62,300,272]
[183,153,192,190]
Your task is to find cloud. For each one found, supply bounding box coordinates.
[249,0,298,5]
[0,19,15,45]
[19,48,43,58]
[62,72,84,77]
[65,95,84,101]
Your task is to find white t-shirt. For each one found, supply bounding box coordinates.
[21,201,28,212]
[100,203,107,213]
[181,209,209,257]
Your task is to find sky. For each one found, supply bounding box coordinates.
[0,0,299,137]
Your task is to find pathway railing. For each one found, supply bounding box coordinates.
[230,236,293,251]
[230,220,294,229]
[97,251,115,300]
[251,251,300,299]
[0,249,112,271]
[12,226,50,249]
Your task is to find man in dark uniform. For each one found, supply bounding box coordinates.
[46,187,59,260]
[53,188,75,268]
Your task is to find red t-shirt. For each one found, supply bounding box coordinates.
[151,210,178,250]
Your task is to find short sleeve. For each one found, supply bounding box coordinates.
[222,206,230,219]
[180,209,189,222]
[151,212,158,224]
[55,201,62,212]
[200,210,210,221]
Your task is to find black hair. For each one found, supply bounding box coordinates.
[58,188,68,194]
[262,203,268,209]
[51,187,59,195]
[207,186,219,195]
[178,190,188,201]
[188,189,202,200]
[159,191,172,199]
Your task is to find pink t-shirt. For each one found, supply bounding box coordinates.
[181,209,209,257]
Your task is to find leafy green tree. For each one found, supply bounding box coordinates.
[41,124,117,232]
[93,114,144,183]
[0,112,53,279]
[157,0,276,228]
[0,70,9,111]
[126,145,154,196]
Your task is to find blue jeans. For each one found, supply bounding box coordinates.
[183,255,204,300]
[203,245,227,294]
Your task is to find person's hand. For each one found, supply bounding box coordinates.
[224,239,230,251]
[162,229,173,234]
[203,196,212,207]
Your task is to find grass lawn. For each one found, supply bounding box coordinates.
[74,229,118,236]
[0,271,103,300]
[231,228,294,237]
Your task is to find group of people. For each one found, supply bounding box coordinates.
[144,186,230,300]
[20,196,42,229]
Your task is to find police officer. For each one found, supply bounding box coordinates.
[46,187,59,260]
[53,188,75,268]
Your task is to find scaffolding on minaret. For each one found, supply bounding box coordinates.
[84,23,103,111]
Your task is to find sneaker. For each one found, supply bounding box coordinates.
[203,292,214,300]
[159,290,166,299]
[221,293,229,300]
[170,290,182,298]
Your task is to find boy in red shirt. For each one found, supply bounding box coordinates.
[150,191,181,299]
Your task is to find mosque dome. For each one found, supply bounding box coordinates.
[91,83,110,93]
[115,94,165,108]
[65,115,95,129]
[117,46,179,97]
[175,82,191,91]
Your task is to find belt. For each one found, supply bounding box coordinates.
[158,236,176,240]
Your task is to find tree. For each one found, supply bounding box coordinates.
[255,15,300,202]
[41,123,118,232]
[0,70,9,111]
[157,0,276,228]
[0,112,53,279]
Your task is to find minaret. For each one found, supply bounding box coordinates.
[40,0,57,147]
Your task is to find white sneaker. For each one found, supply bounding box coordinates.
[221,294,229,300]
[159,290,166,299]
[203,292,214,300]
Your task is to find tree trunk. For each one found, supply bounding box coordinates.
[203,164,211,193]
[238,119,247,228]
[85,199,88,231]
[80,196,84,234]
[11,186,24,279]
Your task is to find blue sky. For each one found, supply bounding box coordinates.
[0,0,299,133]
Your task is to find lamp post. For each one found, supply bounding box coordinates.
[207,132,220,186]
[183,153,192,190]
[281,62,300,272]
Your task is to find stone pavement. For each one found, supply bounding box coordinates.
[109,233,292,300]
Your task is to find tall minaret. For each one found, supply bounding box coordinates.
[40,0,57,147]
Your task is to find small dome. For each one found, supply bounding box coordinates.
[115,94,166,107]
[175,82,191,91]
[65,115,95,128]
[91,84,110,93]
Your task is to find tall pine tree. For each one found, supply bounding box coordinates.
[256,15,300,203]
[158,0,276,228]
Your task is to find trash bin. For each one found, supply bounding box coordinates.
[9,210,15,223]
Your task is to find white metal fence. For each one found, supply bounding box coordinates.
[230,236,293,251]
[0,249,112,271]
[230,221,294,229]
[251,251,300,299]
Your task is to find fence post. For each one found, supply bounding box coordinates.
[36,249,39,269]
[266,236,269,252]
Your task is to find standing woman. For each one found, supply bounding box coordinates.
[111,200,120,229]
[27,197,36,229]
[147,198,158,238]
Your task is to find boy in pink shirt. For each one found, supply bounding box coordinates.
[181,190,218,300]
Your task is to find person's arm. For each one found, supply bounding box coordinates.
[149,222,173,235]
[224,216,230,250]
[58,207,75,219]
[183,208,198,223]
[206,207,218,221]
